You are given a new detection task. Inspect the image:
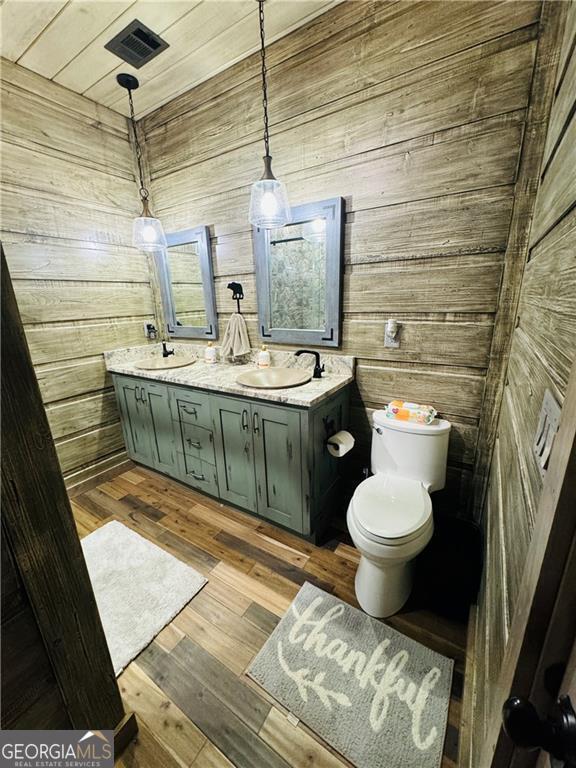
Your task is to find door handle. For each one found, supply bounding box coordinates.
[241,408,249,432]
[502,695,576,765]
[253,411,260,435]
[186,439,202,449]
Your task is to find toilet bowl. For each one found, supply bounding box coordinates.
[347,411,451,618]
[347,474,433,617]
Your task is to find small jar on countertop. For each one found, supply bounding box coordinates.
[257,344,271,368]
[204,341,217,364]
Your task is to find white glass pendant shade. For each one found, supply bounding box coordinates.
[249,177,290,228]
[132,216,167,251]
[132,197,167,252]
[249,154,290,229]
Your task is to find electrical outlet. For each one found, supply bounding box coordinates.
[143,322,158,340]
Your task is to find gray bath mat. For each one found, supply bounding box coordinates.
[248,582,453,768]
[82,520,206,675]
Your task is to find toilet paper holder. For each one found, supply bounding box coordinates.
[325,430,355,457]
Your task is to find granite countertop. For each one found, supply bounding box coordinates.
[104,343,354,408]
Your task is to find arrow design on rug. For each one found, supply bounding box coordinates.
[277,640,352,710]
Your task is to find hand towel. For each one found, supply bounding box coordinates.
[384,399,437,425]
[221,313,251,360]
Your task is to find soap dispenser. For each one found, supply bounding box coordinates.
[257,344,271,368]
[205,341,217,364]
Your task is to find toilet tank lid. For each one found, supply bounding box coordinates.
[372,410,451,435]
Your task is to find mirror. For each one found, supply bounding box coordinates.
[157,226,218,339]
[253,197,344,347]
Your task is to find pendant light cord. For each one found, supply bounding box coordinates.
[127,87,149,202]
[258,0,270,158]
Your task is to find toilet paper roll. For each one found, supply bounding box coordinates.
[327,430,355,458]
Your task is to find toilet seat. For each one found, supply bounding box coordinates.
[350,474,432,545]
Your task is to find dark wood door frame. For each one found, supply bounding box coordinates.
[1,245,137,748]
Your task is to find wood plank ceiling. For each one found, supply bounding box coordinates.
[0,0,339,118]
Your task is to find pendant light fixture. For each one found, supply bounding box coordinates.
[117,73,167,252]
[249,0,290,229]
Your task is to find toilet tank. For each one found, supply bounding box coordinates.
[371,410,451,492]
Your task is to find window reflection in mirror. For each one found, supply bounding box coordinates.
[158,226,217,339]
[254,198,344,347]
[268,219,327,332]
[167,243,207,328]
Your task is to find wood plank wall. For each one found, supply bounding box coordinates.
[139,0,542,516]
[0,59,155,488]
[469,2,576,763]
[1,525,70,729]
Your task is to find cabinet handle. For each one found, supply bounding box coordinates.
[135,387,141,403]
[253,411,260,434]
[241,409,249,431]
[182,405,198,417]
[186,439,202,449]
[140,388,147,405]
[191,471,205,481]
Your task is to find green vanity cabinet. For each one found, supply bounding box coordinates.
[115,376,154,466]
[143,381,177,475]
[252,403,303,531]
[169,386,219,497]
[211,395,257,513]
[211,396,303,530]
[114,376,176,473]
[112,373,349,540]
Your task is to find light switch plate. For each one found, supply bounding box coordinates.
[533,389,561,477]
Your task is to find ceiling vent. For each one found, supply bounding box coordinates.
[104,20,169,69]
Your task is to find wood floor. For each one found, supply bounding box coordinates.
[71,465,466,768]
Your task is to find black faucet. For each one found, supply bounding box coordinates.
[295,349,325,379]
[162,342,175,358]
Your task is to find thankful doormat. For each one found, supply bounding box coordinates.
[248,582,453,768]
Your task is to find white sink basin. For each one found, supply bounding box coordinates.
[236,367,312,389]
[134,356,196,371]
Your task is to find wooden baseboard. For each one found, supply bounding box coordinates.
[458,604,478,768]
[68,459,134,498]
[114,712,138,760]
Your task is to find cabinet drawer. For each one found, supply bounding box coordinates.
[180,422,216,465]
[170,387,212,430]
[177,452,219,497]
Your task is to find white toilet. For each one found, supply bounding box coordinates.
[347,410,451,618]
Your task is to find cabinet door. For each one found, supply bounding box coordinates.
[115,377,153,465]
[141,381,176,475]
[253,403,303,532]
[212,395,257,512]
